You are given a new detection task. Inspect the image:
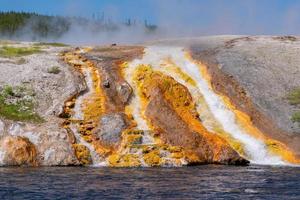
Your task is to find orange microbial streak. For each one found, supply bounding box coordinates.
[64,48,110,160]
[81,62,106,122]
[186,52,300,164]
[160,56,246,156]
[132,64,237,162]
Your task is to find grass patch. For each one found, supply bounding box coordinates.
[0,85,44,123]
[0,46,42,58]
[292,112,300,123]
[3,85,14,96]
[34,42,69,47]
[287,88,300,105]
[47,66,61,74]
[287,88,300,124]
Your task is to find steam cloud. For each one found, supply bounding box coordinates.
[2,0,300,45]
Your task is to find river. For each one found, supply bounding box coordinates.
[0,165,299,199]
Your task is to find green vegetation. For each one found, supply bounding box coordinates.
[287,88,300,105]
[292,112,300,123]
[287,87,300,124]
[0,85,43,123]
[3,85,14,96]
[47,66,61,74]
[0,11,70,38]
[34,42,69,47]
[0,11,158,40]
[0,46,42,57]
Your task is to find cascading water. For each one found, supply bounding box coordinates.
[128,46,287,165]
[61,46,299,167]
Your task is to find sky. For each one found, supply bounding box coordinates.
[1,0,300,35]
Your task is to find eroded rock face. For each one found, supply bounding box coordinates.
[0,135,37,166]
[95,113,130,148]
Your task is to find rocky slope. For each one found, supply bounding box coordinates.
[0,36,299,167]
[188,36,300,159]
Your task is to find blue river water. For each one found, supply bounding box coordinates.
[0,165,299,199]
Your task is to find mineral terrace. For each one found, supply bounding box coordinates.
[0,36,299,167]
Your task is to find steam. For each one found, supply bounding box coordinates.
[3,15,161,45]
[1,0,300,44]
[129,46,287,165]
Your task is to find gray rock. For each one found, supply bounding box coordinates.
[0,43,84,166]
[96,113,129,146]
[0,120,4,135]
[39,141,79,166]
[186,36,300,134]
[117,82,133,104]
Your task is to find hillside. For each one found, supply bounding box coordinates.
[0,36,299,167]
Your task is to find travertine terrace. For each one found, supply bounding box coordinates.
[0,36,299,166]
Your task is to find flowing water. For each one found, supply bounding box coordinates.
[0,165,299,199]
[124,46,296,165]
[1,47,299,199]
[59,47,299,167]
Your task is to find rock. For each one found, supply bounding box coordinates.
[65,101,75,108]
[103,80,110,88]
[120,130,144,148]
[132,66,249,165]
[143,150,162,166]
[0,135,37,166]
[65,127,76,144]
[95,113,130,148]
[117,82,133,104]
[39,141,79,166]
[108,153,141,167]
[72,144,91,165]
[145,89,248,165]
[0,120,4,136]
[189,36,300,158]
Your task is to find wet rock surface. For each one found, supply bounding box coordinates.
[0,135,37,166]
[82,46,143,113]
[95,113,130,148]
[146,88,248,165]
[187,36,300,157]
[135,67,248,165]
[1,38,298,166]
